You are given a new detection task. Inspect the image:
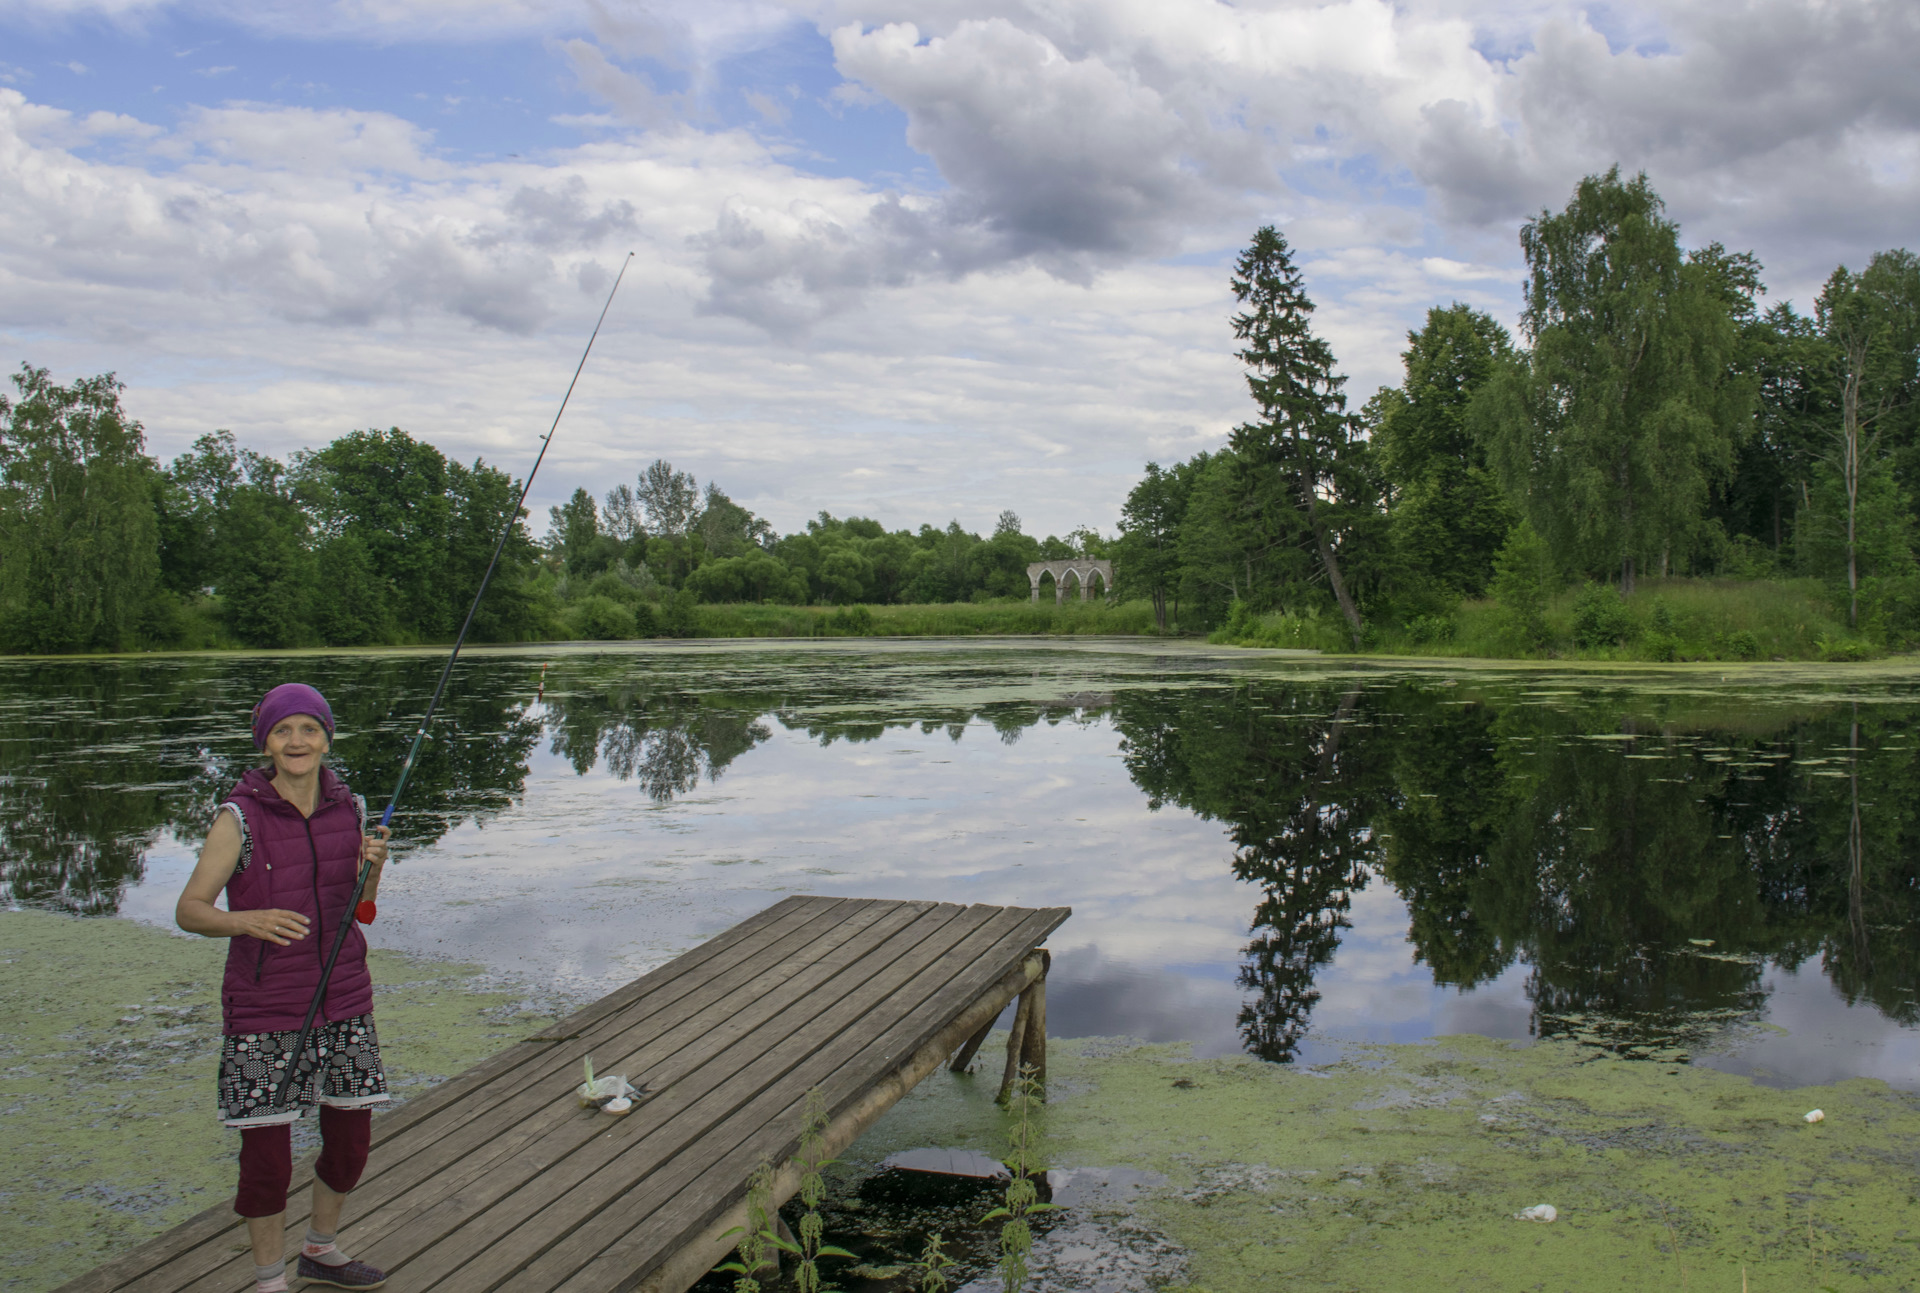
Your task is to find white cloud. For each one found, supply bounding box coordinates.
[3,0,1918,541]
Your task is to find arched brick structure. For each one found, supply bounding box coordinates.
[1027,559,1113,604]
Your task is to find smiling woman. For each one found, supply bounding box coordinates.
[172,683,393,1293]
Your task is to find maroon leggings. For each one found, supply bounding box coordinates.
[234,1107,372,1218]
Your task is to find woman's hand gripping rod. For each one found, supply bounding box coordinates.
[268,252,636,1111]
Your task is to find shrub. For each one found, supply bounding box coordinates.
[1649,599,1676,636]
[569,594,635,640]
[1724,629,1760,660]
[1818,635,1876,662]
[1490,521,1551,649]
[1406,614,1456,646]
[1642,632,1679,662]
[1571,582,1635,648]
[825,604,874,635]
[658,588,700,638]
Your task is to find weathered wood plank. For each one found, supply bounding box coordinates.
[59,897,1071,1293]
[327,899,935,1275]
[406,903,989,1291]
[507,906,1068,1292]
[64,897,841,1293]
[162,898,897,1293]
[136,898,856,1293]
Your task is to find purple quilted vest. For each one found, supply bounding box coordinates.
[219,766,374,1035]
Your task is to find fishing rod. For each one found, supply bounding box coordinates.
[269,252,635,1109]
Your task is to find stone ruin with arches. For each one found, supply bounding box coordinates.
[1027,559,1113,603]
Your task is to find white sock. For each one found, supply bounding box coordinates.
[254,1257,288,1292]
[303,1227,351,1267]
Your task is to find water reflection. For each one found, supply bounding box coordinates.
[2,648,1915,1078]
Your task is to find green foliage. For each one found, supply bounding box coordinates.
[1406,614,1456,647]
[0,366,164,653]
[1725,629,1761,660]
[909,1232,957,1292]
[1226,225,1369,647]
[1476,169,1754,588]
[823,604,874,635]
[1489,520,1552,650]
[1571,583,1636,648]
[985,1064,1056,1293]
[569,594,636,641]
[1113,461,1188,631]
[658,588,699,638]
[715,1160,777,1292]
[784,1088,854,1293]
[1373,304,1516,599]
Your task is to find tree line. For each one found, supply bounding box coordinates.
[1114,167,1920,648]
[0,367,1106,651]
[5,165,1912,655]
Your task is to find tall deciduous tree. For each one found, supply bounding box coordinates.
[1477,169,1754,592]
[1226,226,1366,646]
[1371,303,1516,601]
[0,366,162,652]
[1815,250,1920,627]
[1115,462,1189,631]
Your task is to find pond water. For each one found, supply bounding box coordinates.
[3,641,1916,1090]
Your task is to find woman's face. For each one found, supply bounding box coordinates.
[265,713,330,778]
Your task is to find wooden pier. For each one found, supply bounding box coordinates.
[59,896,1068,1293]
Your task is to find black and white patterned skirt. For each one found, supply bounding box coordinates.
[218,1013,390,1127]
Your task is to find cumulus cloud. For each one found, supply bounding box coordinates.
[3,0,1918,538]
[0,92,642,334]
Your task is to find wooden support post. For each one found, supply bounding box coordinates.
[1018,965,1047,1100]
[949,1016,996,1073]
[996,988,1034,1105]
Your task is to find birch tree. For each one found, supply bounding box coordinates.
[1815,251,1920,628]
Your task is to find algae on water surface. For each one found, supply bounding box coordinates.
[1023,1035,1920,1291]
[0,911,551,1293]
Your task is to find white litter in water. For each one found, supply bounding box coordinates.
[1513,1204,1558,1223]
[1804,1109,1825,1123]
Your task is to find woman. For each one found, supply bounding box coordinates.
[177,683,392,1293]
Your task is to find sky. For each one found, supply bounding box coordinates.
[2,1,1916,541]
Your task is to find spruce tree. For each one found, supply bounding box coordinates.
[1226,226,1366,647]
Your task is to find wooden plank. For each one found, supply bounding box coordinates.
[538,905,1067,1293]
[52,898,832,1293]
[60,897,1073,1293]
[413,903,997,1292]
[322,899,932,1270]
[143,898,860,1293]
[50,902,833,1293]
[163,898,906,1293]
[505,907,1063,1291]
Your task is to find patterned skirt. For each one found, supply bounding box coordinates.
[218,1013,390,1127]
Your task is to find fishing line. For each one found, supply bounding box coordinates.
[270,252,636,1109]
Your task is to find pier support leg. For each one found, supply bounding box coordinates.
[996,990,1033,1105]
[997,950,1049,1105]
[949,1016,996,1073]
[1019,970,1047,1099]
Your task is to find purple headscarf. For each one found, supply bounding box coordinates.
[251,683,336,751]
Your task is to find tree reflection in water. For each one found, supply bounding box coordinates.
[1112,679,1920,1062]
[1,654,1913,1061]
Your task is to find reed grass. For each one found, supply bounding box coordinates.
[1221,577,1866,662]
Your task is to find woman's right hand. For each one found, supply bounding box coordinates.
[231,909,311,947]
